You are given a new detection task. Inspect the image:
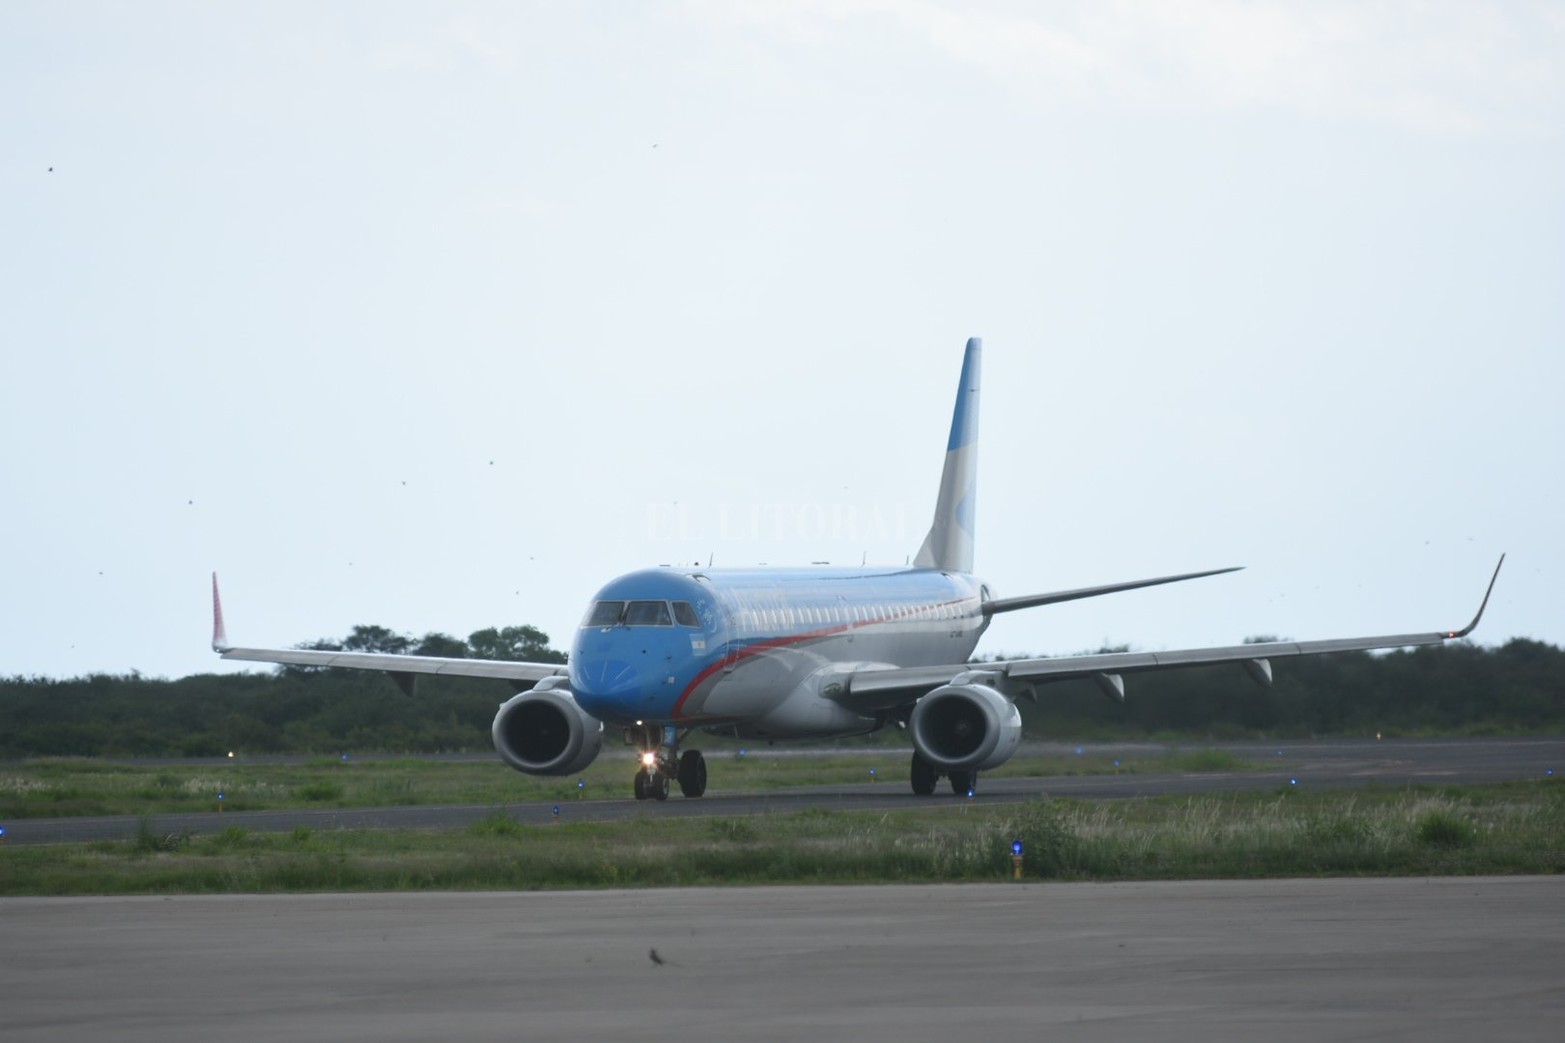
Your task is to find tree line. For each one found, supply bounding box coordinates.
[1,629,1560,758]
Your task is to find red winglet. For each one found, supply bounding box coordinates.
[211,572,230,652]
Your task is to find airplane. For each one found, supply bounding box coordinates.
[211,338,1504,800]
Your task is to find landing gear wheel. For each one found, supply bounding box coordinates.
[677,749,708,798]
[633,768,651,800]
[949,770,976,796]
[651,770,671,801]
[910,753,938,796]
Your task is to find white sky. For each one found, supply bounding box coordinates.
[3,1,1561,680]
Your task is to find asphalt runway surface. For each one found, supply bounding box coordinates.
[6,737,1562,845]
[6,878,1563,1042]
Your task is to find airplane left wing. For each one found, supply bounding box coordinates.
[834,556,1505,714]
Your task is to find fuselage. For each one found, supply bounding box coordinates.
[569,566,991,738]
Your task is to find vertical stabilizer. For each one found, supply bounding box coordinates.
[914,338,981,573]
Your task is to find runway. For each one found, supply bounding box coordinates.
[5,878,1562,1042]
[6,737,1562,845]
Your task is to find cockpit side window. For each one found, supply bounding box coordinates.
[672,601,700,627]
[624,600,673,626]
[585,600,624,627]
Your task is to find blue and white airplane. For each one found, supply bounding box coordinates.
[212,338,1503,799]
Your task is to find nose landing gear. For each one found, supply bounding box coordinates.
[633,765,670,801]
[628,725,707,800]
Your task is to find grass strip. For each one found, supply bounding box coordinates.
[0,749,1253,819]
[2,781,1559,895]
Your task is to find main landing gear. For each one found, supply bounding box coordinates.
[628,724,707,801]
[909,752,978,797]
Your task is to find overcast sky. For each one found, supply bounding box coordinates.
[3,1,1561,681]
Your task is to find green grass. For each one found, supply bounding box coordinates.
[2,781,1559,895]
[0,749,1258,819]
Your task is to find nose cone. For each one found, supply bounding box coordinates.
[572,656,638,699]
[570,625,700,723]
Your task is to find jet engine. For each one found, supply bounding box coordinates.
[491,679,604,776]
[908,682,1022,773]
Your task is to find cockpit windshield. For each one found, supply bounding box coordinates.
[623,600,673,626]
[584,598,703,628]
[584,600,624,627]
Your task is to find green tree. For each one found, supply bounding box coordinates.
[414,632,469,657]
[467,625,567,664]
[342,625,411,654]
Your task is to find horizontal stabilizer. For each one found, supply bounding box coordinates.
[982,566,1242,615]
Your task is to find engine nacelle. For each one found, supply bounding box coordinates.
[909,683,1022,772]
[491,679,604,776]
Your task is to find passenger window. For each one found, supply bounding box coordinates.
[673,601,700,627]
[586,600,624,627]
[624,600,673,626]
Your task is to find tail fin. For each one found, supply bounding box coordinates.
[913,337,981,573]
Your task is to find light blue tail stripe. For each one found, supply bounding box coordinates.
[946,337,982,452]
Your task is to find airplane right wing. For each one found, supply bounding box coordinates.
[836,555,1506,713]
[210,574,567,690]
[215,644,568,684]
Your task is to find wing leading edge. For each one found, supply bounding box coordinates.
[837,555,1506,713]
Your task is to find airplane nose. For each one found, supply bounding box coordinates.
[574,657,638,697]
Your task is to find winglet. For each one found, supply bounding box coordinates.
[211,572,231,652]
[1446,554,1505,639]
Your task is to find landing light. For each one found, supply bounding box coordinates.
[641,752,657,768]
